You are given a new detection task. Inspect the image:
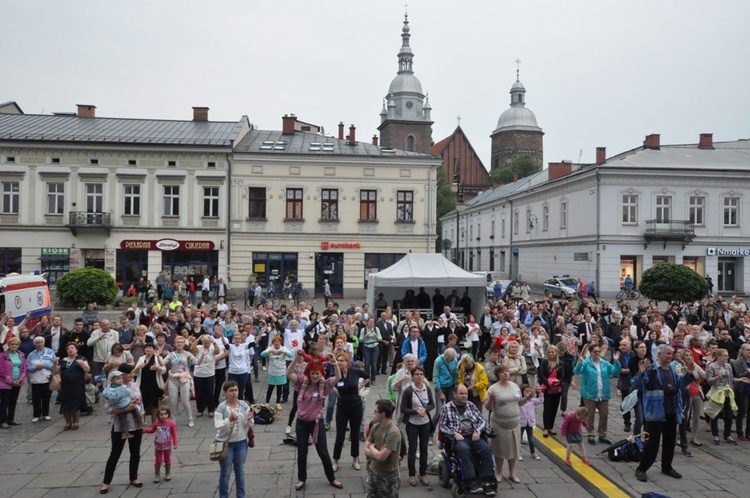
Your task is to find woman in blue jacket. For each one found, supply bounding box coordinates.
[573,347,621,445]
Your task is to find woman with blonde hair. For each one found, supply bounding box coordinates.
[457,354,489,413]
[503,341,526,388]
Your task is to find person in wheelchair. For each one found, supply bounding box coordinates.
[438,384,497,496]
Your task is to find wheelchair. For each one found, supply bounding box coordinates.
[437,429,497,497]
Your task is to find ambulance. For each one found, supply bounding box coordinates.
[0,274,51,328]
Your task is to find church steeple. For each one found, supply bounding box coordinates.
[378,12,433,154]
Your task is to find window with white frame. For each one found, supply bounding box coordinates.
[396,190,413,221]
[163,185,180,216]
[622,194,638,224]
[724,196,739,226]
[47,182,64,215]
[542,204,549,231]
[688,195,704,226]
[1,181,19,214]
[321,188,338,220]
[203,186,220,217]
[86,183,103,213]
[123,184,140,216]
[560,200,568,228]
[513,210,519,234]
[655,195,671,222]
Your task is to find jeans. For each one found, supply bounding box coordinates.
[219,440,247,498]
[452,438,494,482]
[194,375,216,414]
[325,390,338,425]
[168,378,193,423]
[363,347,379,383]
[103,430,143,484]
[632,396,644,435]
[433,384,455,435]
[282,360,292,399]
[296,418,336,483]
[406,422,430,476]
[710,397,734,439]
[521,425,536,455]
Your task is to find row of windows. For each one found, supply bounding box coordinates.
[622,194,740,227]
[0,181,220,218]
[248,187,414,222]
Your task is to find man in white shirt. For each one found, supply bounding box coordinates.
[216,296,229,312]
[42,315,66,354]
[282,320,305,402]
[201,275,211,303]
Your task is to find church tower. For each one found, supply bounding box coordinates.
[378,13,433,154]
[490,67,544,170]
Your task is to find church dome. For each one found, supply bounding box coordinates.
[493,78,542,133]
[388,73,423,95]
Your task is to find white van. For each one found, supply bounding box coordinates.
[0,274,51,328]
[472,271,512,297]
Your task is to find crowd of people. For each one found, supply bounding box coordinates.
[1,281,750,497]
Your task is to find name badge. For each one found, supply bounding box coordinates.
[337,381,344,387]
[514,392,521,399]
[313,392,319,397]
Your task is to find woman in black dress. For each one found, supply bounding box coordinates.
[133,341,166,424]
[421,319,442,381]
[55,342,90,431]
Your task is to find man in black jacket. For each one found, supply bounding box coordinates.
[376,312,394,375]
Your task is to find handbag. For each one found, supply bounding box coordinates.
[49,373,61,391]
[209,418,236,462]
[247,427,255,448]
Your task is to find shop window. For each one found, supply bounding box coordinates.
[47,182,64,215]
[123,184,140,216]
[286,188,303,219]
[203,186,220,218]
[1,181,19,214]
[248,187,266,218]
[321,189,338,220]
[359,190,377,221]
[396,191,413,221]
[163,186,180,216]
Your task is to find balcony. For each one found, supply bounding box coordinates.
[644,219,695,249]
[67,211,112,236]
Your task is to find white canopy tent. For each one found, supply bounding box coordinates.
[365,253,486,319]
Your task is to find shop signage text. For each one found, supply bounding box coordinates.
[121,239,215,251]
[41,247,70,257]
[320,242,361,250]
[707,247,750,257]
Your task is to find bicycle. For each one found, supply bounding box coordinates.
[616,287,641,300]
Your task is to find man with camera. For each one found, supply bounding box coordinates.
[632,344,695,482]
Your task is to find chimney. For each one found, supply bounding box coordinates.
[372,135,379,146]
[192,106,209,121]
[699,133,713,149]
[348,124,356,145]
[76,104,96,118]
[596,147,606,165]
[548,161,573,181]
[282,114,296,135]
[643,134,660,150]
[513,173,519,182]
[338,122,344,140]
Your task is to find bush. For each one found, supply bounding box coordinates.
[55,268,120,308]
[639,263,708,304]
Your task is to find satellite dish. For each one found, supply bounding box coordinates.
[442,239,453,250]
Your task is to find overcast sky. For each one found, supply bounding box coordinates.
[3,0,748,168]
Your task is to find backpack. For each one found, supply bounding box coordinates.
[251,404,278,424]
[606,434,645,462]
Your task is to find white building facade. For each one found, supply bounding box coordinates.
[230,115,441,298]
[442,134,750,297]
[0,105,250,290]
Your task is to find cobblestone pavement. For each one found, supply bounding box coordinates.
[1,305,747,497]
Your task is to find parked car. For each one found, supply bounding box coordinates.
[543,275,578,298]
[473,271,513,299]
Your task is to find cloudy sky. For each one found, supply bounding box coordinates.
[3,0,748,167]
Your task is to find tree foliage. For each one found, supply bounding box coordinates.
[638,263,708,304]
[55,268,120,307]
[489,154,541,185]
[435,166,456,252]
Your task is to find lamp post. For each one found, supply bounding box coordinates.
[453,157,465,267]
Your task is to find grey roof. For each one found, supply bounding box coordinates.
[0,113,245,147]
[604,140,750,170]
[234,129,435,157]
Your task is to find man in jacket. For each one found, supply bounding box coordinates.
[632,344,694,482]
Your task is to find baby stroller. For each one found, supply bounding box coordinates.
[437,429,498,497]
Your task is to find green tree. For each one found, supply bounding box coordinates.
[638,263,708,304]
[435,166,456,252]
[55,268,120,307]
[489,154,541,185]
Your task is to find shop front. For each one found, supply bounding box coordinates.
[251,252,298,294]
[39,247,70,288]
[119,239,218,287]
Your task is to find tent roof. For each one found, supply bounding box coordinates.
[369,254,485,287]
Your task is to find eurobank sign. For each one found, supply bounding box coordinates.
[707,247,750,256]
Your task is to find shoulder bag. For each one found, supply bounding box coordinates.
[209,418,236,461]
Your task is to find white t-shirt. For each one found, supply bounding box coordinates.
[465,323,480,342]
[193,345,217,378]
